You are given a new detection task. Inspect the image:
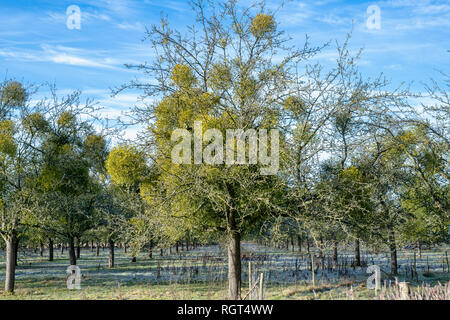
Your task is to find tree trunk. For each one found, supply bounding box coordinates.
[108,239,114,268]
[124,244,127,253]
[49,239,54,261]
[68,237,76,265]
[227,230,241,300]
[61,243,64,255]
[389,229,398,275]
[149,240,153,259]
[333,241,338,265]
[306,240,310,254]
[76,240,81,259]
[290,236,294,252]
[91,240,94,252]
[355,239,361,267]
[96,243,100,256]
[417,240,422,259]
[297,235,302,253]
[160,248,163,256]
[319,238,324,260]
[39,241,44,257]
[4,232,18,293]
[176,242,179,253]
[319,238,325,269]
[14,239,19,267]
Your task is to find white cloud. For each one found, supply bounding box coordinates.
[277,2,316,27]
[116,22,145,31]
[317,14,352,26]
[413,4,450,14]
[143,0,190,13]
[0,44,132,71]
[394,16,450,30]
[84,0,139,18]
[50,54,114,69]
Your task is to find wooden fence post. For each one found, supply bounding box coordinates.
[311,253,315,287]
[399,282,410,300]
[258,272,264,300]
[445,251,449,273]
[248,261,252,300]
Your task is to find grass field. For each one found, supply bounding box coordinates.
[0,242,449,300]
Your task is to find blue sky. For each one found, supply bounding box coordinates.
[1,0,449,134]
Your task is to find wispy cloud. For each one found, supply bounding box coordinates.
[375,0,450,31]
[278,2,316,27]
[81,0,141,18]
[143,0,190,13]
[50,54,115,69]
[0,44,126,70]
[317,14,353,26]
[116,22,145,31]
[413,3,450,14]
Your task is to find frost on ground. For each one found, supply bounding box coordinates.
[0,242,448,289]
